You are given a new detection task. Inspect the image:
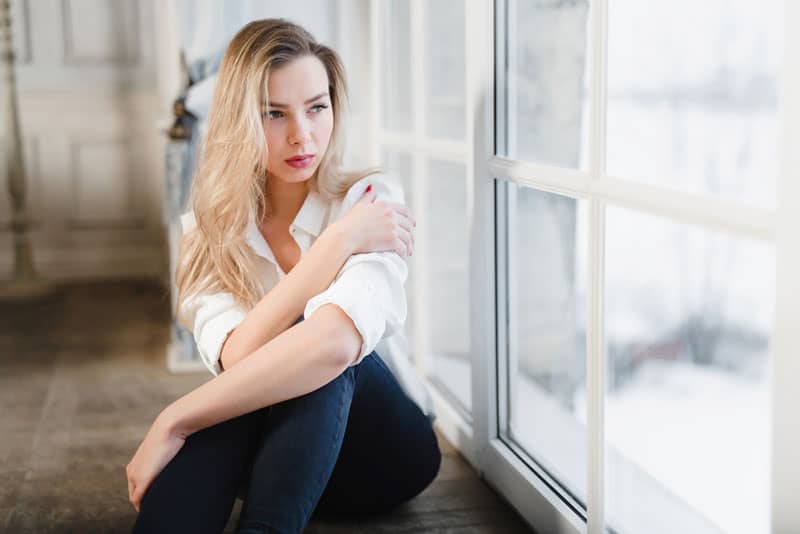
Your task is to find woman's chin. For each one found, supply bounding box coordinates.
[271,167,317,184]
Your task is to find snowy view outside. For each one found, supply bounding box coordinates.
[606,0,782,209]
[503,0,779,533]
[603,208,774,534]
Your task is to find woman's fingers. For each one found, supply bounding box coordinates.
[128,479,141,512]
[389,203,416,226]
[395,226,413,256]
[394,211,414,235]
[390,209,415,256]
[357,188,377,204]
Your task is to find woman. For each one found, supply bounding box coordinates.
[127,19,441,534]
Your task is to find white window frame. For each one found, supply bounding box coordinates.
[371,0,800,532]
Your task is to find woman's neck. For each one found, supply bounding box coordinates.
[264,178,309,225]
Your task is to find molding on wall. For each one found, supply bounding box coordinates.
[61,0,141,66]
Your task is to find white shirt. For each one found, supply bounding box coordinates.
[177,173,435,421]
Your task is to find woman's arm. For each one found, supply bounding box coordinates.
[126,303,362,510]
[218,187,415,371]
[165,303,362,437]
[219,223,354,371]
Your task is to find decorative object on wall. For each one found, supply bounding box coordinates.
[0,0,55,300]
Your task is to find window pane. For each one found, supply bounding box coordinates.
[425,0,465,140]
[507,184,588,503]
[380,149,413,209]
[426,159,470,412]
[607,0,783,208]
[503,0,591,168]
[605,207,773,534]
[379,1,412,132]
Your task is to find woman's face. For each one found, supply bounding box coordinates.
[263,55,334,186]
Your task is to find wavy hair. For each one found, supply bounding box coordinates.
[175,19,378,315]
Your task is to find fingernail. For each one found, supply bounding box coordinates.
[366,184,372,193]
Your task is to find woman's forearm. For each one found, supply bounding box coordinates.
[220,222,354,370]
[165,304,362,438]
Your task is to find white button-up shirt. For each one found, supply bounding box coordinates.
[177,174,435,421]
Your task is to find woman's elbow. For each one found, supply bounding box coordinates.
[310,304,363,367]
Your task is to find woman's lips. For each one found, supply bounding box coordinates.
[285,155,315,169]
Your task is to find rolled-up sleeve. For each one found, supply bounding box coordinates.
[303,174,409,366]
[178,290,248,376]
[177,211,247,376]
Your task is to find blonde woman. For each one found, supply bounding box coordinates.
[126,19,440,534]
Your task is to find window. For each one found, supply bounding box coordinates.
[370,0,800,531]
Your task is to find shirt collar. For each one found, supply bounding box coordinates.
[245,189,328,261]
[291,188,327,237]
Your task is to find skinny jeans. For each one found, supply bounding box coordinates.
[131,316,441,534]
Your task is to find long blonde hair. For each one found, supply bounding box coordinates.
[176,19,377,314]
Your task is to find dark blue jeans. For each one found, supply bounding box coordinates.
[132,319,441,534]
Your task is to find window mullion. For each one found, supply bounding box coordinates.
[587,0,609,532]
[772,0,800,531]
[408,0,431,379]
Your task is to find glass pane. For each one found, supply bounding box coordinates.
[425,0,465,140]
[381,149,415,345]
[426,159,470,411]
[379,1,412,132]
[504,0,591,168]
[607,0,783,208]
[507,184,588,503]
[605,207,773,534]
[380,148,413,209]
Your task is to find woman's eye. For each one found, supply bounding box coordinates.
[309,104,328,114]
[264,110,283,120]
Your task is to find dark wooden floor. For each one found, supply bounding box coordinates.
[0,280,535,533]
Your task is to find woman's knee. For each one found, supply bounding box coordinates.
[269,365,355,422]
[386,421,442,509]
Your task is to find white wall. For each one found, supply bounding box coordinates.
[0,0,164,280]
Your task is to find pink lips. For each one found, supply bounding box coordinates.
[285,154,315,169]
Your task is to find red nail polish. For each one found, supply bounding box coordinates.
[366,184,372,193]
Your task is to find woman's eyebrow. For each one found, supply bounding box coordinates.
[267,92,329,108]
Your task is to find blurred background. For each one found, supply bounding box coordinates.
[0,1,794,533]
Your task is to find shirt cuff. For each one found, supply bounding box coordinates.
[195,307,247,376]
[303,278,382,366]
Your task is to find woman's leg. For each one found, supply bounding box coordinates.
[234,364,358,534]
[313,352,441,517]
[131,407,267,534]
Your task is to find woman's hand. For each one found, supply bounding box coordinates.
[334,185,417,256]
[126,411,186,512]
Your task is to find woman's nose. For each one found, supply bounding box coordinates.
[288,116,312,146]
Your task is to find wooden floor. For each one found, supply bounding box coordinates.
[0,280,535,533]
